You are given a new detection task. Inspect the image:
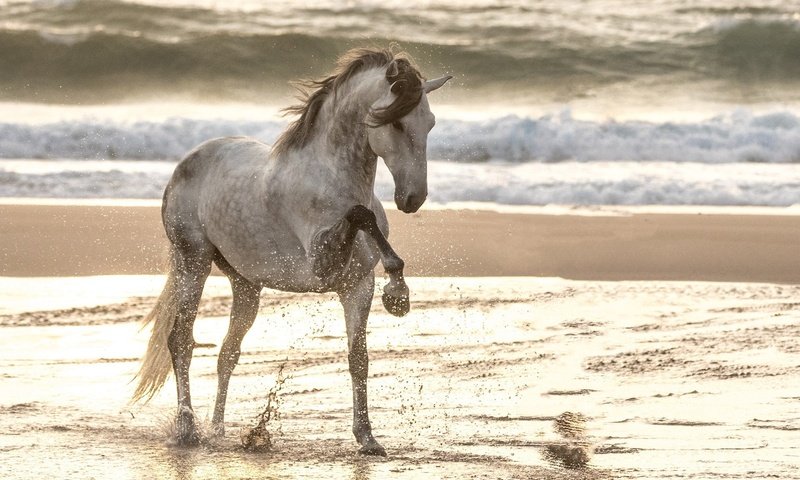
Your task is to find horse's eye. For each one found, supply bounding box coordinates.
[391,121,404,132]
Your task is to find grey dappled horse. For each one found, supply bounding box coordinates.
[132,48,451,456]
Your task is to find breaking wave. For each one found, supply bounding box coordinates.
[2,159,799,207]
[2,108,800,206]
[2,110,799,164]
[1,0,800,102]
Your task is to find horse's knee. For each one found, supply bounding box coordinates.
[346,205,376,229]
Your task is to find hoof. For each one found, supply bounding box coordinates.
[210,422,225,439]
[358,440,387,457]
[382,291,409,317]
[382,278,409,316]
[175,407,200,446]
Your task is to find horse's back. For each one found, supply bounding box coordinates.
[162,136,272,251]
[173,136,269,182]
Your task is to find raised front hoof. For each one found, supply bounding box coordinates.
[358,440,387,457]
[382,291,410,317]
[174,408,201,447]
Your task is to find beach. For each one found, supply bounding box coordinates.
[1,202,800,479]
[2,202,799,282]
[3,1,800,478]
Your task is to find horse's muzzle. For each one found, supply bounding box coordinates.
[396,192,426,213]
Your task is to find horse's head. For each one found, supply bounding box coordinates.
[367,61,452,213]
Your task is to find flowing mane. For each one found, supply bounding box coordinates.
[272,48,424,156]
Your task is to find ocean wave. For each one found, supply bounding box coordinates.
[431,110,800,163]
[0,29,356,103]
[2,160,798,207]
[0,117,285,160]
[417,162,800,207]
[2,110,799,164]
[2,0,800,103]
[0,168,168,199]
[694,17,800,79]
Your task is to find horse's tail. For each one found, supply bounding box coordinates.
[131,248,180,403]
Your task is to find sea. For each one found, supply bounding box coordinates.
[1,0,800,206]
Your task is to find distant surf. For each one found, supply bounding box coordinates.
[1,0,799,105]
[2,110,799,164]
[3,157,799,207]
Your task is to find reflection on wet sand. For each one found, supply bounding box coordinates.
[1,277,799,479]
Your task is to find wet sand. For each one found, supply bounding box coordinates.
[1,276,800,479]
[0,277,800,479]
[1,202,799,282]
[1,203,799,478]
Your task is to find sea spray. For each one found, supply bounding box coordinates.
[240,363,288,452]
[158,407,209,446]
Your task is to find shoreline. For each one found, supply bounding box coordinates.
[2,201,798,282]
[2,197,800,216]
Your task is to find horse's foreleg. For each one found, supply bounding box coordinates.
[345,206,409,317]
[310,211,360,279]
[312,205,409,316]
[339,273,386,456]
[167,249,212,446]
[211,274,260,436]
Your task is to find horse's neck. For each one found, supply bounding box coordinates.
[304,73,382,201]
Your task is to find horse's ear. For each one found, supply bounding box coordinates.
[423,75,453,93]
[386,60,399,79]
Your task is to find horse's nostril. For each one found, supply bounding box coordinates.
[404,193,425,212]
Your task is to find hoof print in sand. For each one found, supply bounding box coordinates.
[543,411,593,469]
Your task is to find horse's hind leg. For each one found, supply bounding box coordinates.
[211,252,260,437]
[339,273,386,456]
[168,243,213,446]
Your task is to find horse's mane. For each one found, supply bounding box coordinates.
[272,48,423,156]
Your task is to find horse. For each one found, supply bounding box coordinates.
[131,48,451,456]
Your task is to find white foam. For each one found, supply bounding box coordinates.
[2,109,800,163]
[428,109,800,163]
[0,117,285,160]
[2,108,800,206]
[2,159,799,207]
